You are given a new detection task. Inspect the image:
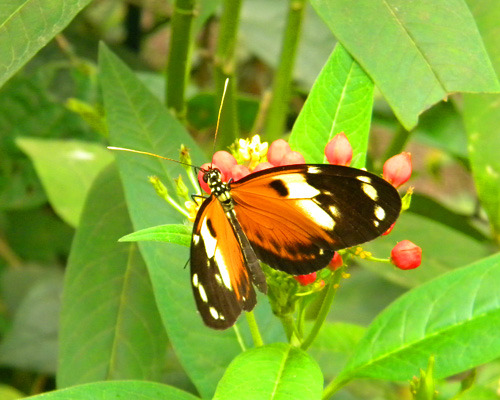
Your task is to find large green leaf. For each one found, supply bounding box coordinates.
[25,381,199,400]
[57,165,168,388]
[0,0,92,89]
[333,253,500,388]
[99,44,271,398]
[290,43,374,168]
[463,0,500,241]
[213,343,323,400]
[310,0,500,129]
[16,138,113,227]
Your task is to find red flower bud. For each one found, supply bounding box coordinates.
[294,272,317,286]
[328,252,343,270]
[391,240,422,270]
[212,151,237,179]
[267,139,291,166]
[382,222,396,236]
[253,162,275,173]
[383,152,412,188]
[280,151,305,166]
[325,133,353,166]
[198,163,225,194]
[230,164,251,181]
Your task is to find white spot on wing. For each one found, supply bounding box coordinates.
[307,166,322,174]
[276,174,320,198]
[192,273,199,287]
[373,220,380,227]
[209,307,220,319]
[362,183,378,201]
[214,248,233,290]
[200,217,217,258]
[329,205,339,217]
[215,273,223,286]
[198,284,208,303]
[192,234,200,245]
[296,200,335,231]
[357,175,371,184]
[375,205,386,221]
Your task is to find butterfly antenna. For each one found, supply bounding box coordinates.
[107,146,196,169]
[211,78,230,166]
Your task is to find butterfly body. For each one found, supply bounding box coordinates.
[190,163,402,329]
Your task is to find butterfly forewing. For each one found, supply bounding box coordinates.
[191,196,256,329]
[229,164,401,274]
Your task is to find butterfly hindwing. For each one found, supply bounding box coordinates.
[229,164,402,275]
[191,196,256,329]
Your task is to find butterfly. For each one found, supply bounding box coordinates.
[191,162,401,329]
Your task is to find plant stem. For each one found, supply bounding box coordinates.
[322,376,349,400]
[246,311,264,347]
[166,0,196,121]
[214,0,242,149]
[264,0,306,140]
[300,268,343,350]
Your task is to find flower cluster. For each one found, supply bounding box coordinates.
[191,133,421,282]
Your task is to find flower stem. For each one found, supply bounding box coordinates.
[214,0,242,149]
[166,0,196,121]
[300,268,343,350]
[264,0,306,140]
[246,311,264,347]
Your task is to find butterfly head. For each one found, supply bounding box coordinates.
[201,166,231,200]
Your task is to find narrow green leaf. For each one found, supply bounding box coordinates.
[310,0,500,129]
[334,253,500,387]
[16,138,113,228]
[0,0,92,89]
[120,224,192,247]
[57,165,168,388]
[25,381,199,400]
[213,343,323,400]
[463,0,500,242]
[290,43,374,167]
[99,44,256,398]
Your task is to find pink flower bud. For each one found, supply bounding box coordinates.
[280,151,305,166]
[212,151,237,179]
[391,240,422,270]
[230,164,251,181]
[253,162,275,173]
[383,152,412,188]
[267,139,291,166]
[325,133,353,166]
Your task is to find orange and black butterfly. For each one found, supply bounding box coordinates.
[191,162,401,329]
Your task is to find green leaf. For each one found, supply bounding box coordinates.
[99,43,257,398]
[0,0,93,89]
[334,253,500,387]
[120,224,192,247]
[0,271,63,374]
[16,138,113,227]
[57,165,168,388]
[308,322,366,380]
[213,343,323,400]
[310,0,500,129]
[463,0,500,242]
[0,385,24,400]
[290,43,374,167]
[24,381,199,400]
